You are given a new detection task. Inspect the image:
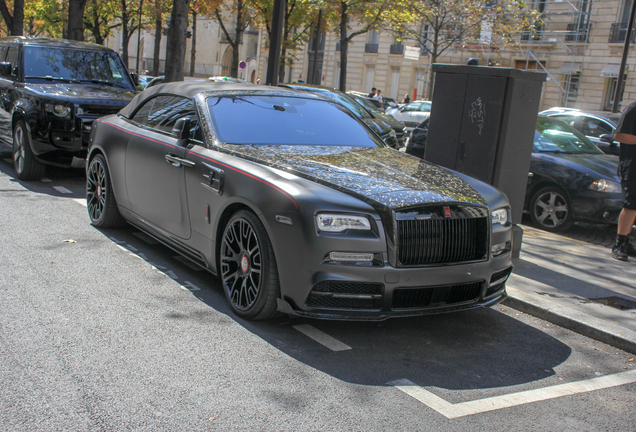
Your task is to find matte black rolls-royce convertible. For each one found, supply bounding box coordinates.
[86,82,513,321]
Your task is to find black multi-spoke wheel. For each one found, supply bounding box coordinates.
[86,154,126,228]
[220,210,280,320]
[529,186,573,233]
[13,119,45,181]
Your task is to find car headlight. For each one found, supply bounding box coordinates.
[491,208,509,226]
[316,214,371,232]
[45,102,72,118]
[589,179,621,193]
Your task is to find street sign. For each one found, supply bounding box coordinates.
[404,46,421,61]
[239,61,246,69]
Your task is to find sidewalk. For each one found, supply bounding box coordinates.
[505,225,636,354]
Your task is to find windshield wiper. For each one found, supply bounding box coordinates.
[80,79,126,89]
[25,76,79,83]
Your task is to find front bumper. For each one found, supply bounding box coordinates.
[276,254,513,321]
[570,190,622,224]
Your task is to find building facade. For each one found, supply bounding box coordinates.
[111,0,636,112]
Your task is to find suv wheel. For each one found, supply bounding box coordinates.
[13,119,45,181]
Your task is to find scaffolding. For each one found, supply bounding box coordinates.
[519,0,593,107]
[412,0,594,104]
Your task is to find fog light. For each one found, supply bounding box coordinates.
[491,241,511,257]
[329,252,374,262]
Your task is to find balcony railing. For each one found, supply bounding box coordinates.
[390,44,404,55]
[609,22,636,43]
[565,23,590,43]
[365,43,378,53]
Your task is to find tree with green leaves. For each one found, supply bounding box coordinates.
[23,0,65,37]
[84,0,121,45]
[389,0,541,96]
[0,0,24,36]
[252,0,317,82]
[320,0,395,91]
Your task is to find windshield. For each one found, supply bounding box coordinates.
[310,89,373,119]
[23,46,135,90]
[352,95,381,114]
[534,117,603,154]
[207,95,383,147]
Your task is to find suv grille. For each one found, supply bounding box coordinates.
[392,282,483,309]
[306,281,383,310]
[395,205,489,266]
[79,105,122,116]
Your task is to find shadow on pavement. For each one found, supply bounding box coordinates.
[85,194,573,395]
[0,154,86,199]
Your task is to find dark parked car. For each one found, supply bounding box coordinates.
[526,116,622,232]
[86,82,513,321]
[0,37,138,180]
[403,115,621,233]
[540,107,620,156]
[404,118,429,158]
[279,83,400,149]
[348,93,407,147]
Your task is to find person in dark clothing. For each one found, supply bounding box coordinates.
[368,87,376,98]
[402,94,410,104]
[611,101,636,261]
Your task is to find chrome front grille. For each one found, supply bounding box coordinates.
[395,205,489,266]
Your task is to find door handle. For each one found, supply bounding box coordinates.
[165,154,195,168]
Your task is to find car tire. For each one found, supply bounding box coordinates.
[529,186,573,232]
[220,210,281,320]
[86,154,127,228]
[13,119,46,181]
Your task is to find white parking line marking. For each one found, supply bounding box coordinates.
[293,324,352,351]
[73,198,86,207]
[390,370,636,419]
[53,186,72,194]
[166,270,178,280]
[41,178,52,182]
[183,281,201,291]
[109,236,126,244]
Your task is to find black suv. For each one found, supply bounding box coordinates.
[0,37,138,180]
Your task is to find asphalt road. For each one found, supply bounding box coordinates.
[1,158,635,432]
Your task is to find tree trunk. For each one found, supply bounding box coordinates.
[338,1,347,92]
[0,0,24,36]
[153,2,162,76]
[68,0,88,40]
[165,0,191,82]
[230,0,244,78]
[122,8,130,69]
[190,9,196,77]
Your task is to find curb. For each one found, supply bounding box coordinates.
[504,286,636,355]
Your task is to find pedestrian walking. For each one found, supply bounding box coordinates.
[611,101,636,261]
[368,87,376,98]
[373,89,384,110]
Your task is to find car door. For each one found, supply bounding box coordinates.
[125,95,194,239]
[578,115,618,155]
[0,44,13,146]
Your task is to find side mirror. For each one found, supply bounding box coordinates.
[0,62,12,77]
[172,117,191,146]
[130,72,139,86]
[599,134,616,145]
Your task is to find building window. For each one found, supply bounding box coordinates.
[365,30,379,53]
[365,65,375,93]
[604,77,625,111]
[562,73,580,106]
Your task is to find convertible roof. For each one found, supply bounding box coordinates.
[119,81,323,118]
